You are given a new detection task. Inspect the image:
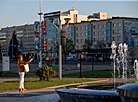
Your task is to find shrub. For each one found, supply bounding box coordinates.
[36,67,44,81]
[36,65,55,81]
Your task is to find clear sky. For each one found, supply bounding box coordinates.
[0,0,138,28]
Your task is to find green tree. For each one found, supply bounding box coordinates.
[62,38,75,53]
[54,38,75,63]
[8,31,19,59]
[129,46,136,62]
[0,44,1,58]
[96,40,106,49]
[82,39,93,52]
[54,38,75,53]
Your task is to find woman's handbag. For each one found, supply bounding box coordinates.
[24,64,29,72]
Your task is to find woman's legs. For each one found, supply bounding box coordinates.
[19,72,25,89]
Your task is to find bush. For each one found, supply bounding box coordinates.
[36,65,55,81]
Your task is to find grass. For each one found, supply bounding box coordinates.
[0,78,103,91]
[2,72,19,77]
[63,70,135,78]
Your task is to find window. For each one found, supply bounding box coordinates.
[94,38,96,42]
[85,26,87,30]
[81,27,83,30]
[77,39,79,43]
[77,33,79,37]
[94,25,96,29]
[103,24,106,28]
[85,32,87,36]
[113,37,115,41]
[81,45,83,48]
[113,23,116,27]
[81,39,83,43]
[77,45,79,49]
[118,30,121,34]
[103,31,106,35]
[98,38,101,41]
[98,32,101,35]
[81,33,83,36]
[118,36,121,41]
[68,34,71,37]
[103,37,106,41]
[94,32,96,36]
[76,27,79,30]
[113,30,115,34]
[118,23,121,27]
[98,25,101,28]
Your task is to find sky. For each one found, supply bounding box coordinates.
[0,0,138,28]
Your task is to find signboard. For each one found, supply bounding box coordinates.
[124,21,138,46]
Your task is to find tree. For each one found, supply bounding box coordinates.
[54,38,75,63]
[129,46,136,62]
[82,39,93,52]
[96,40,106,49]
[0,44,1,58]
[62,38,75,53]
[8,31,19,59]
[54,38,75,53]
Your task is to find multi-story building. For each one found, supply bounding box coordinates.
[57,17,138,58]
[0,9,138,59]
[57,17,138,49]
[0,24,35,56]
[44,9,89,49]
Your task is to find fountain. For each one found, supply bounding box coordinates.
[55,41,138,102]
[117,59,138,102]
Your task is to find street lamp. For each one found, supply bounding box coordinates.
[49,18,71,79]
[79,51,82,78]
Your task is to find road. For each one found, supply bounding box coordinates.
[0,62,134,73]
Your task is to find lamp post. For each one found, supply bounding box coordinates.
[12,38,13,59]
[79,51,82,78]
[49,18,71,79]
[38,0,43,67]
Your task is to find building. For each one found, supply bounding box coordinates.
[0,9,138,59]
[44,9,88,50]
[88,12,107,21]
[0,24,35,56]
[57,17,138,58]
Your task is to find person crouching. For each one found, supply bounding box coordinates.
[17,54,33,93]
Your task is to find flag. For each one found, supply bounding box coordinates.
[41,38,47,52]
[34,21,40,35]
[41,21,47,35]
[34,37,40,52]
